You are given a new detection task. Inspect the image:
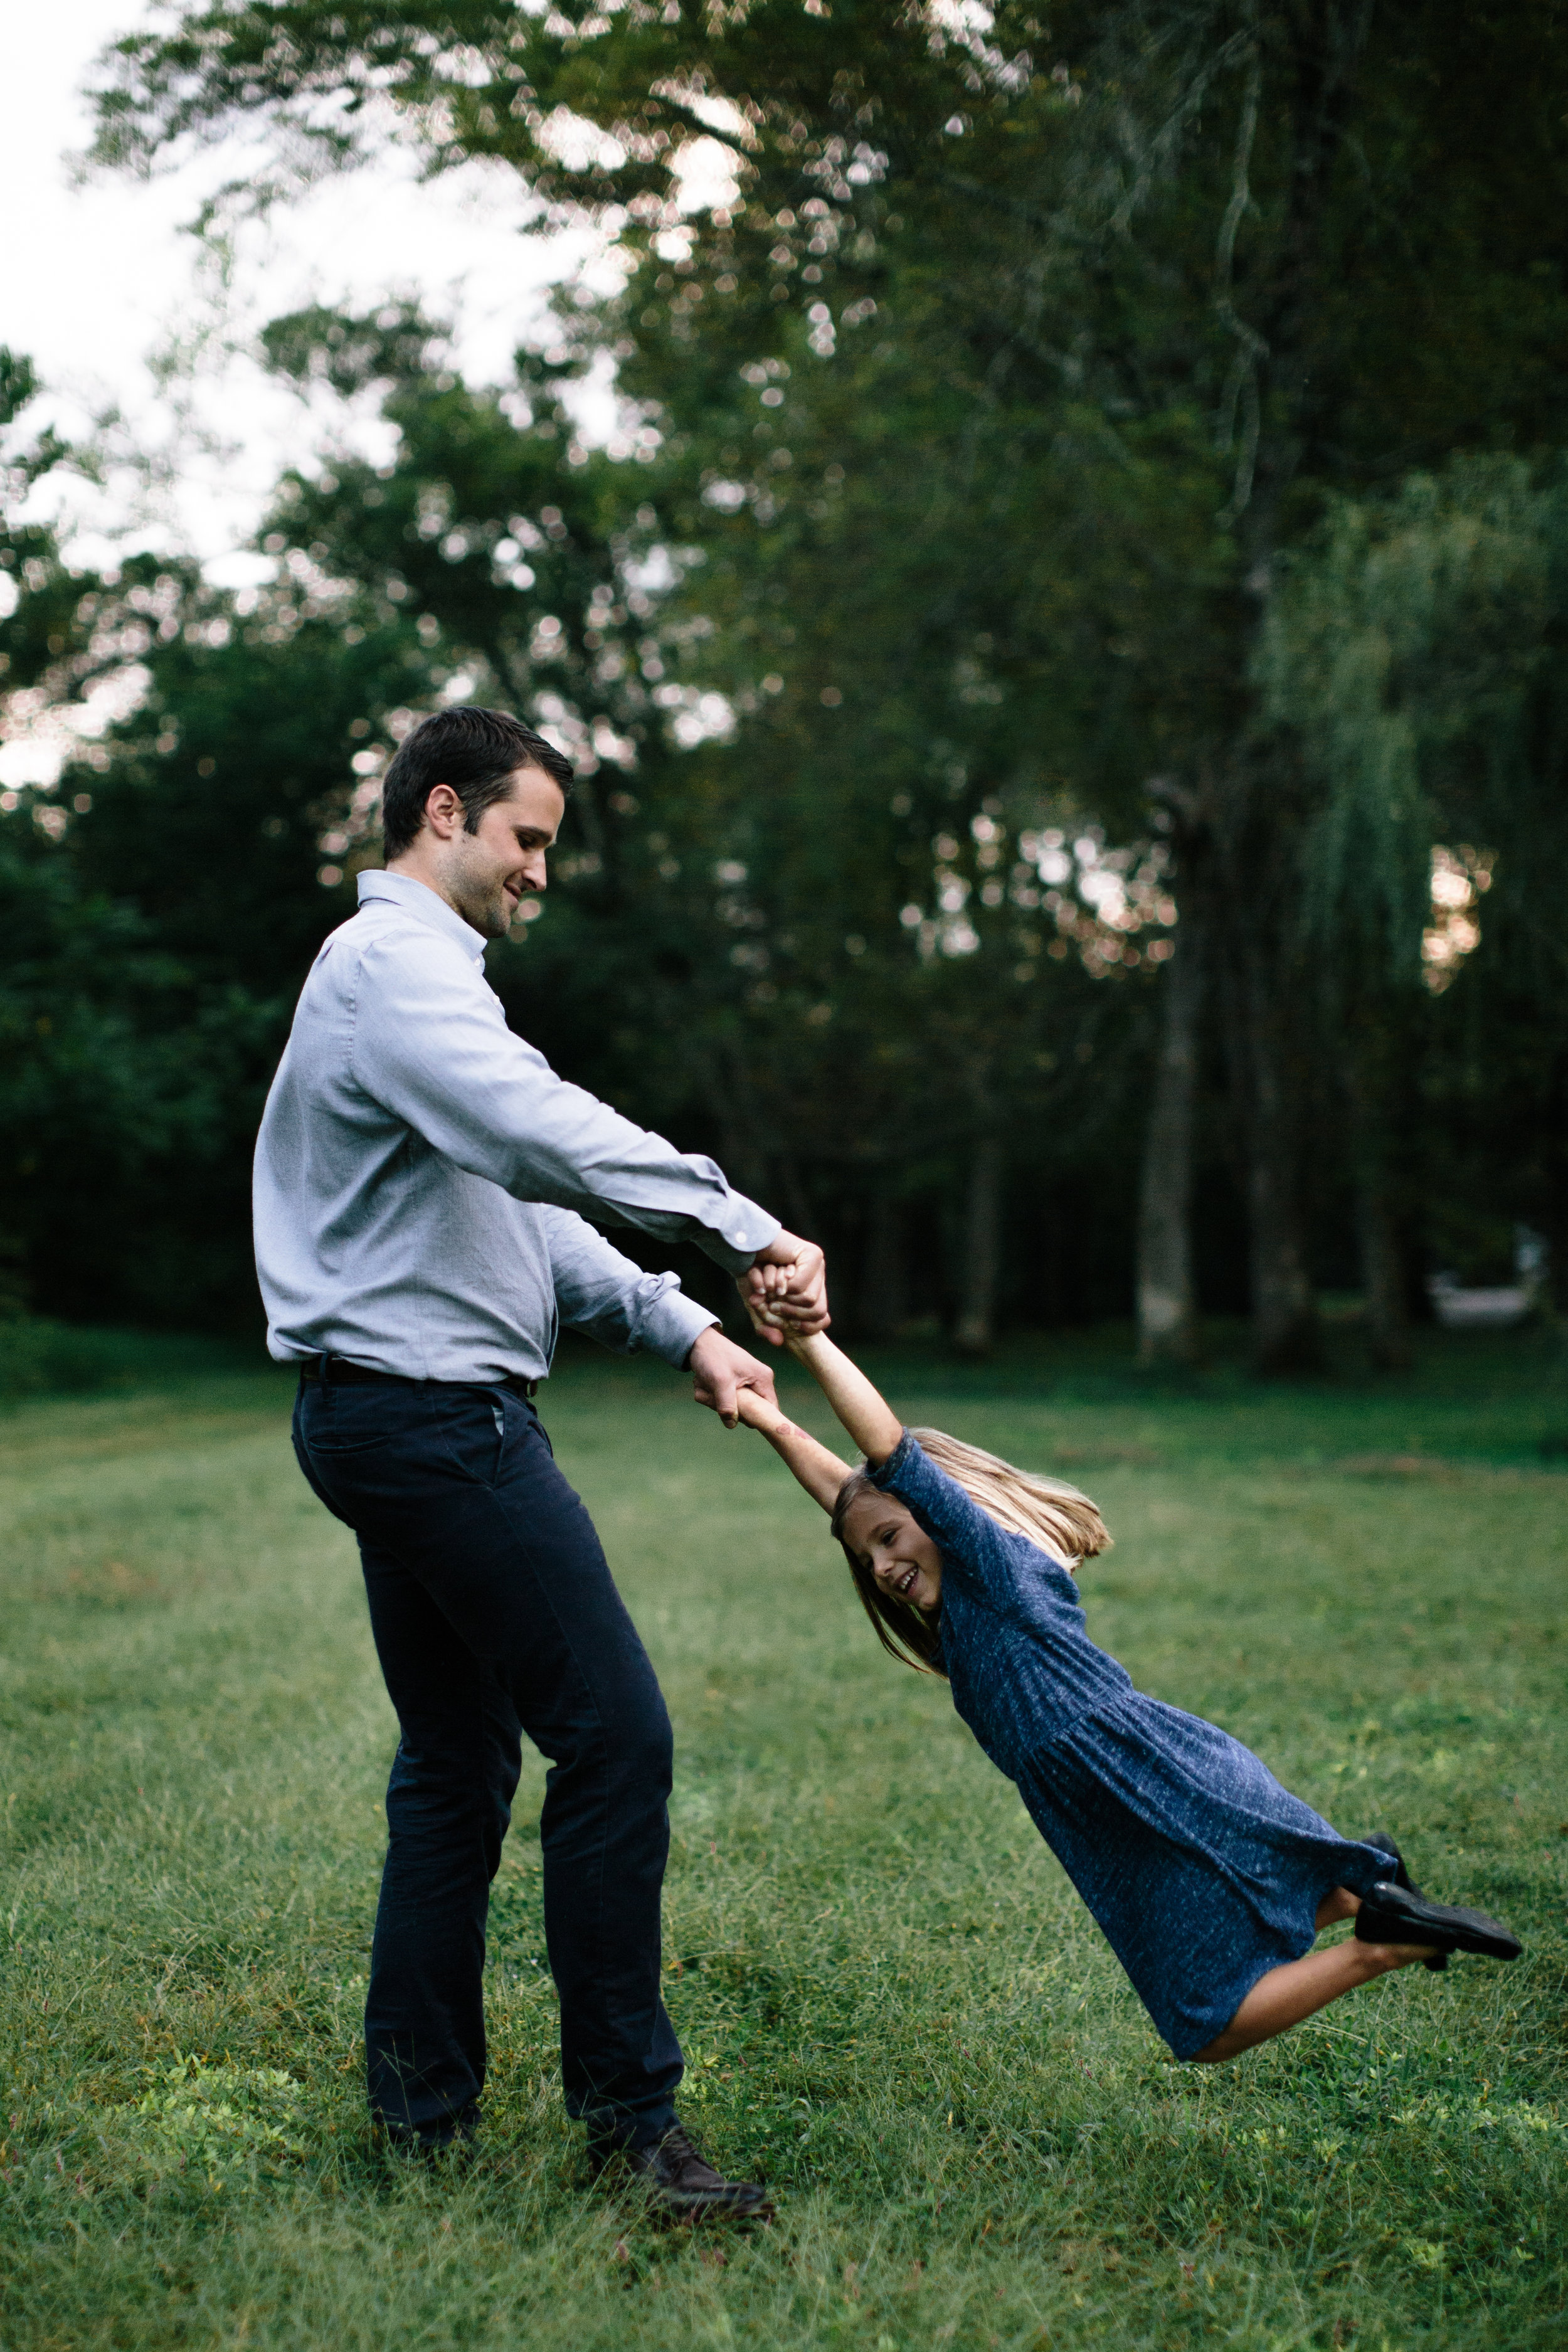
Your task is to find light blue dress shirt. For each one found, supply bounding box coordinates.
[253,871,780,1384]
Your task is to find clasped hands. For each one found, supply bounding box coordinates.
[686,1229,829,1428]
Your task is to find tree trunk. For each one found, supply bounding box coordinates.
[1353,1168,1411,1370]
[1345,1045,1412,1370]
[704,1046,813,1239]
[953,1133,1003,1355]
[857,1190,909,1341]
[1547,1045,1568,1322]
[1137,924,1204,1365]
[1237,945,1323,1375]
[1207,3,1373,1382]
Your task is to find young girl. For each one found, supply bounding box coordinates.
[735,1331,1521,2063]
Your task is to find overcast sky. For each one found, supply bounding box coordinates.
[1,10,746,786]
[3,2,613,575]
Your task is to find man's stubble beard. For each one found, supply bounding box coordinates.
[447,842,513,941]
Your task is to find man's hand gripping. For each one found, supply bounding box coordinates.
[737,1230,830,1347]
[687,1229,830,1428]
[686,1327,783,1429]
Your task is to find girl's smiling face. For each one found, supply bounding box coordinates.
[838,1489,943,1613]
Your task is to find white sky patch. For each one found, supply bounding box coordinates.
[1,8,747,787]
[672,135,743,215]
[1,1,614,572]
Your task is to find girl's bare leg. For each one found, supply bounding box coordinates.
[1189,1888,1438,2063]
[1315,1885,1359,1931]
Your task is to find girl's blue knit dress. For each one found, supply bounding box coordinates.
[868,1433,1394,2057]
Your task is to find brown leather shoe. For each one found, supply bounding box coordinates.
[603,2124,773,2223]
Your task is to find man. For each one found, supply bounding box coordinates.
[254,704,826,2219]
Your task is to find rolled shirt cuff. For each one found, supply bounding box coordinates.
[637,1287,723,1370]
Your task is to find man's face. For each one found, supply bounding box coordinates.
[445,766,566,940]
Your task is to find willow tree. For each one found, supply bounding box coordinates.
[91,0,1568,1364]
[1261,455,1568,1336]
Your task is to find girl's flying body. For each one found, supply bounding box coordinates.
[736,1332,1520,2062]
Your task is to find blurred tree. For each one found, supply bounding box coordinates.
[1262,455,1568,1322]
[249,304,1162,1340]
[90,1,1568,1370]
[50,589,436,1321]
[0,343,440,1323]
[0,349,92,699]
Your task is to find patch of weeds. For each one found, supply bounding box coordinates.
[114,2053,308,2187]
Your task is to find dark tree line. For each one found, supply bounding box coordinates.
[1,1,1565,1354]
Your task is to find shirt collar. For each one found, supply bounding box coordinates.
[357,869,488,963]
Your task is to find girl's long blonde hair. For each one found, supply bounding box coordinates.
[830,1428,1111,1676]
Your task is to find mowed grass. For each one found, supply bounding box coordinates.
[0,1326,1564,2351]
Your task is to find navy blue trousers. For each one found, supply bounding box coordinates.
[292,1375,684,2150]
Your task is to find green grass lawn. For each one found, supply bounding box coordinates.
[1,1324,1564,2349]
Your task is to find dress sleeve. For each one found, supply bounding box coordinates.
[866,1431,1034,1610]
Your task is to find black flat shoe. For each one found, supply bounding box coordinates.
[1355,1879,1522,1963]
[1360,1834,1447,1970]
[595,2124,773,2224]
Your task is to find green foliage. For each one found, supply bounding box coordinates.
[0,347,110,706]
[36,1,1568,1340]
[0,1319,261,1404]
[235,305,1167,1315]
[1263,455,1568,983]
[0,1335,1563,2344]
[0,585,435,1327]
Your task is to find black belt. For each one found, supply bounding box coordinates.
[300,1355,538,1401]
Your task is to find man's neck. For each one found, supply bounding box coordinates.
[384,855,462,921]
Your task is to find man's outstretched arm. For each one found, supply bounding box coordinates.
[353,926,783,1274]
[544,1209,779,1427]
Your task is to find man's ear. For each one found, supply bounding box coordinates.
[421,783,464,839]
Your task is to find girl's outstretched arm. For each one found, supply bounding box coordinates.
[733,1385,854,1513]
[782,1331,904,1466]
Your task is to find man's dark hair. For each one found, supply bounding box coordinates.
[379,706,573,859]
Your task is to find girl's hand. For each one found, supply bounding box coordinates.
[734,1385,788,1438]
[738,1232,830,1344]
[687,1328,778,1429]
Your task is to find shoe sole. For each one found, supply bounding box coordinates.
[646,2190,775,2225]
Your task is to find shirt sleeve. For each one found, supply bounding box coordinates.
[543,1209,719,1367]
[349,925,780,1275]
[867,1431,1049,1613]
